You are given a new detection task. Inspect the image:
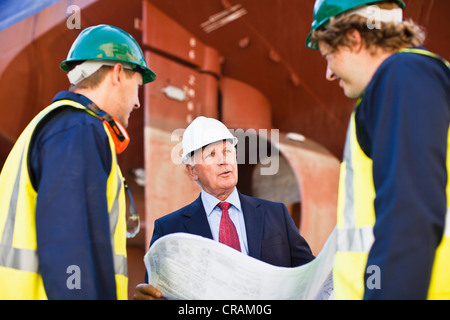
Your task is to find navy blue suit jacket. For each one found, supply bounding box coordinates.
[150,192,315,267]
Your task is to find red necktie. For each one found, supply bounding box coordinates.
[217,202,241,252]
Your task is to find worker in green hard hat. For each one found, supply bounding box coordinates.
[306,1,450,299]
[61,24,156,127]
[0,24,156,299]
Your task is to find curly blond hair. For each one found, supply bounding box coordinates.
[310,2,426,54]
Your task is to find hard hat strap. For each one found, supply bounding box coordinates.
[67,60,134,85]
[347,5,403,24]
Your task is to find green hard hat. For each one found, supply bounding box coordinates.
[60,24,156,83]
[305,0,405,50]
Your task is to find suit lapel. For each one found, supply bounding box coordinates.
[182,192,264,260]
[239,192,264,260]
[183,195,213,240]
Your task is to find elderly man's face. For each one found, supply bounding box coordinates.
[187,140,238,200]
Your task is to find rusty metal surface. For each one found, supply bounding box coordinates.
[146,0,450,158]
[0,0,448,297]
[143,52,219,131]
[1,0,448,157]
[1,0,448,168]
[276,134,339,255]
[221,77,272,130]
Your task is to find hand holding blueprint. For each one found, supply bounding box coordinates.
[144,228,336,300]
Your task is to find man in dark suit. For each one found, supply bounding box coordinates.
[134,116,315,300]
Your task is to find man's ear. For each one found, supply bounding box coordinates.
[346,29,363,53]
[110,63,124,86]
[185,164,198,181]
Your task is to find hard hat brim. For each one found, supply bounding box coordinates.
[60,58,157,84]
[305,31,318,50]
[182,136,238,165]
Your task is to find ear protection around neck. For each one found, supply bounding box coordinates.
[85,103,130,154]
[101,116,130,154]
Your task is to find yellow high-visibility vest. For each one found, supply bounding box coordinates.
[334,49,450,300]
[0,99,128,299]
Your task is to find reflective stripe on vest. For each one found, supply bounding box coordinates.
[334,50,450,300]
[398,48,450,68]
[0,100,128,299]
[337,104,376,255]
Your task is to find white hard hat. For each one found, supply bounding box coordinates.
[182,116,238,164]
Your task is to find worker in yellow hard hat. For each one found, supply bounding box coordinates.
[307,0,450,299]
[0,24,156,299]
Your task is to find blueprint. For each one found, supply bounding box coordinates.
[144,228,336,300]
